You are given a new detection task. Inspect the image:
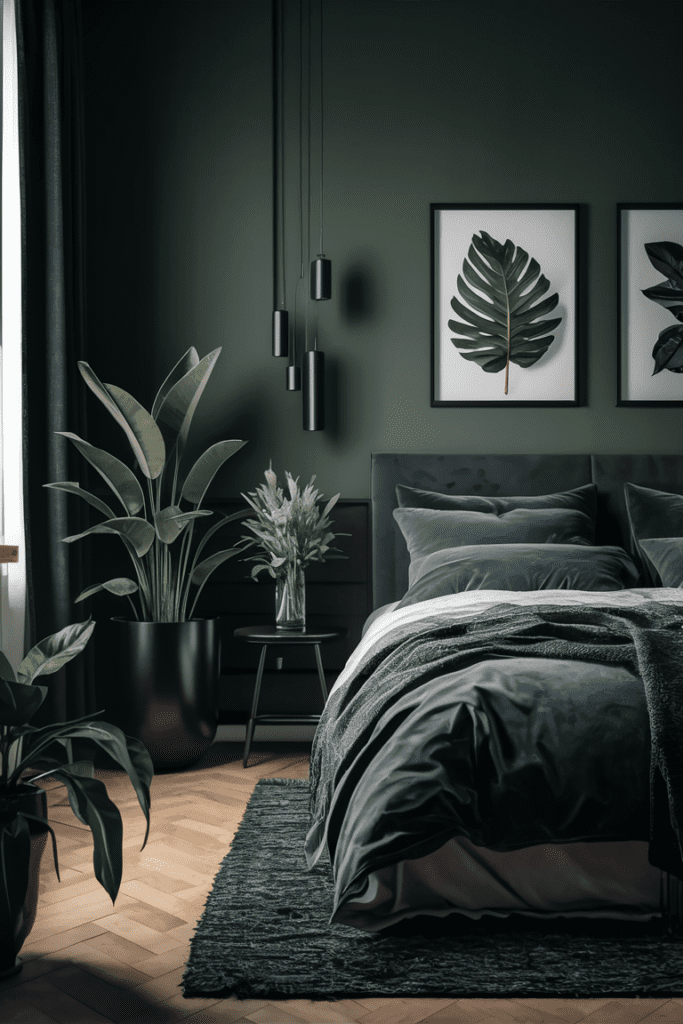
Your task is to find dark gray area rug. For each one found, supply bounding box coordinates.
[182,778,683,1000]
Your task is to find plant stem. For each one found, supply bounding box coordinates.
[0,726,9,786]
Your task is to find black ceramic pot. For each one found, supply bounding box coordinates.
[0,783,49,977]
[102,618,221,772]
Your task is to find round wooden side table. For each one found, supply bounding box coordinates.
[234,623,347,767]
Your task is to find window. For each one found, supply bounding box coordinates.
[1,0,26,669]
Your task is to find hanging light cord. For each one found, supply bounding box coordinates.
[278,0,286,310]
[291,0,306,369]
[318,0,324,258]
[306,0,313,354]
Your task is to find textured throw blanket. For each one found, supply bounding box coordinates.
[307,600,683,893]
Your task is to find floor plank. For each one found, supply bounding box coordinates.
[1,741,680,1024]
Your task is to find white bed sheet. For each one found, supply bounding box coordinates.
[334,587,683,700]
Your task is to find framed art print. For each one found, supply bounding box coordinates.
[431,203,579,407]
[617,203,683,406]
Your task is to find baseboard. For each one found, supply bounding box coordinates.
[213,723,317,744]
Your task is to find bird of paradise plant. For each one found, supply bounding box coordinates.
[45,347,247,621]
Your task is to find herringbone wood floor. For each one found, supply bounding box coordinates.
[1,741,681,1024]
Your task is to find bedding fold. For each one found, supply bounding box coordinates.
[305,597,683,921]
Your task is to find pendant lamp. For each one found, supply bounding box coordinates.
[272,0,288,357]
[302,0,326,428]
[303,348,324,430]
[310,0,330,302]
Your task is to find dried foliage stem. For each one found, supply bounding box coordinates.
[240,465,348,583]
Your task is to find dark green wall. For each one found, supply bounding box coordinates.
[82,0,683,501]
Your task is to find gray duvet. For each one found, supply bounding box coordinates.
[305,590,683,923]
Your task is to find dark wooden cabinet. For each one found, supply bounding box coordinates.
[194,499,370,723]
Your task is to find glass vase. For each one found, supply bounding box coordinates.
[275,564,306,631]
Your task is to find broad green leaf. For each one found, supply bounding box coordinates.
[49,770,123,903]
[19,722,153,852]
[154,506,212,544]
[20,812,60,881]
[8,711,106,782]
[192,509,252,565]
[78,362,166,480]
[181,440,247,506]
[652,324,683,375]
[0,650,16,683]
[642,280,683,323]
[57,433,144,515]
[644,241,683,288]
[187,546,243,619]
[0,816,30,933]
[190,547,242,588]
[103,384,166,480]
[151,347,199,420]
[17,620,95,686]
[75,578,139,603]
[43,481,116,520]
[155,349,221,462]
[63,518,155,558]
[0,678,47,724]
[448,230,561,394]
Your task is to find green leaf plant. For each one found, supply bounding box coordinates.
[448,230,562,395]
[0,620,153,918]
[642,241,683,375]
[240,466,348,580]
[45,348,248,621]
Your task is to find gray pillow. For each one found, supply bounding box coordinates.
[639,538,683,588]
[396,482,597,539]
[393,506,595,588]
[396,543,640,608]
[624,483,683,584]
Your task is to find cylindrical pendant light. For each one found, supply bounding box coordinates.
[303,349,324,430]
[310,255,331,300]
[272,0,289,356]
[272,309,289,358]
[310,0,331,302]
[287,362,301,391]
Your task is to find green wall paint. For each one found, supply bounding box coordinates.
[82,0,683,500]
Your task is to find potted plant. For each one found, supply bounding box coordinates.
[45,347,248,770]
[0,619,153,977]
[241,466,347,631]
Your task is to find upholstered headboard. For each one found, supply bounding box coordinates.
[371,454,683,608]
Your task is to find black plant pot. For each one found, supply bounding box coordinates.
[0,784,49,976]
[102,618,221,772]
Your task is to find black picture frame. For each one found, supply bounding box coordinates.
[617,203,683,407]
[431,203,580,407]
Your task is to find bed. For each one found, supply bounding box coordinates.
[304,454,683,933]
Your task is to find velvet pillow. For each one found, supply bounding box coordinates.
[396,482,597,539]
[639,538,683,588]
[393,506,595,587]
[624,483,683,584]
[395,543,640,608]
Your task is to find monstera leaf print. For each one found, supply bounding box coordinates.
[448,230,562,395]
[642,241,683,375]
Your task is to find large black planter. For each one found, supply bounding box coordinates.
[0,784,49,977]
[102,618,221,772]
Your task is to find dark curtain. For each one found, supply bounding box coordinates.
[16,0,94,724]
